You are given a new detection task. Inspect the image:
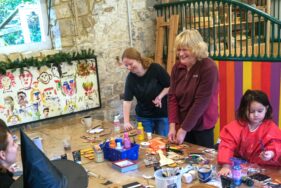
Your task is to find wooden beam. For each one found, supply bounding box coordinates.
[167,15,179,74]
[155,15,179,74]
[155,17,165,66]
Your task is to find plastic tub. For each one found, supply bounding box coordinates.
[154,168,181,188]
[100,142,139,161]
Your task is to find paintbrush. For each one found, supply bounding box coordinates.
[259,139,265,152]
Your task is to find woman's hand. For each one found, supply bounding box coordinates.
[123,122,134,131]
[175,128,187,144]
[168,123,177,143]
[152,96,162,108]
[260,150,275,161]
[218,164,231,176]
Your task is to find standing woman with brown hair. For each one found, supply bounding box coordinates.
[0,119,18,188]
[122,47,170,136]
[168,29,219,147]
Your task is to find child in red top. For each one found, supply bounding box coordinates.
[218,90,281,176]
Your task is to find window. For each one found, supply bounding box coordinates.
[0,0,51,54]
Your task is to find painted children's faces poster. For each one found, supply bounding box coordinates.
[0,59,101,126]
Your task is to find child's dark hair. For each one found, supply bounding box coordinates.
[236,89,272,122]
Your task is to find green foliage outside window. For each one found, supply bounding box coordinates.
[0,0,40,45]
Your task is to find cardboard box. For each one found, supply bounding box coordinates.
[112,159,138,173]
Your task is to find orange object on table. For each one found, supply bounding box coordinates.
[149,137,167,151]
[109,139,116,148]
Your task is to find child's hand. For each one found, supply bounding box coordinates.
[260,150,274,161]
[218,164,231,176]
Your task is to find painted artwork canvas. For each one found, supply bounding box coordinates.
[0,58,101,127]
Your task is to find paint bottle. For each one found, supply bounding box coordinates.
[109,138,116,148]
[115,138,123,150]
[113,114,121,134]
[123,132,131,149]
[231,157,242,186]
[137,122,145,141]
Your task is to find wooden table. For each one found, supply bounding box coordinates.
[13,117,281,188]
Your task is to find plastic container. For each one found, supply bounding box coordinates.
[100,142,139,161]
[94,150,104,163]
[154,168,181,188]
[123,132,131,149]
[137,122,145,141]
[182,170,197,184]
[231,157,242,186]
[113,115,121,134]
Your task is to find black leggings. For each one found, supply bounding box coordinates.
[184,128,214,148]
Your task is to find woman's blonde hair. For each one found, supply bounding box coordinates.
[175,29,208,60]
[122,47,153,69]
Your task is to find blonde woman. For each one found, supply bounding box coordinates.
[122,47,170,136]
[168,29,219,147]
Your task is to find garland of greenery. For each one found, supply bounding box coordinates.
[0,49,96,75]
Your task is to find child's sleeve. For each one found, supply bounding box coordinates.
[218,121,242,165]
[262,122,281,166]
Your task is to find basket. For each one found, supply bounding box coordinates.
[100,142,139,161]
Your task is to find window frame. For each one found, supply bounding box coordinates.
[0,0,52,54]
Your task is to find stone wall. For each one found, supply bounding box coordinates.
[49,0,158,122]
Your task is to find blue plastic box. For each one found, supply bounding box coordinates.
[100,142,139,161]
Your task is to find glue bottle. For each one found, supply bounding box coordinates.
[113,114,121,134]
[137,122,145,141]
[231,157,242,186]
[115,138,123,150]
[123,132,131,149]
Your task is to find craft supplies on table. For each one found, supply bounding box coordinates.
[123,132,131,149]
[140,141,150,148]
[157,149,175,167]
[93,144,104,163]
[182,170,197,184]
[137,122,145,141]
[154,168,182,188]
[112,159,138,173]
[81,147,95,160]
[72,150,82,164]
[94,150,104,163]
[101,142,139,161]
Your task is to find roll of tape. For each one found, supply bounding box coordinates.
[140,142,150,148]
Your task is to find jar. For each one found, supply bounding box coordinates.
[95,150,104,163]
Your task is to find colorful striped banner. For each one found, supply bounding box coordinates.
[214,61,220,143]
[243,61,252,93]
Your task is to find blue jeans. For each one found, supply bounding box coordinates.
[136,116,169,137]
